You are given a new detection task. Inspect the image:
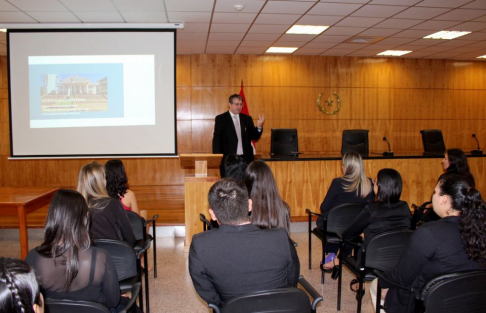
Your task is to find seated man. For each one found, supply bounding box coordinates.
[189,178,300,306]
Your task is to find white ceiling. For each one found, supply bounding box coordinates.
[1,0,486,60]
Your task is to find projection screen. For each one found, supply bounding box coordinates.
[8,29,176,158]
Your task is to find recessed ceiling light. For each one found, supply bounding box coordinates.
[377,50,412,56]
[424,31,471,40]
[286,25,329,35]
[477,55,486,59]
[266,47,298,54]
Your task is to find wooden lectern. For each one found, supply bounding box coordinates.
[180,154,222,248]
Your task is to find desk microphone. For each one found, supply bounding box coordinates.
[383,136,394,157]
[472,134,483,155]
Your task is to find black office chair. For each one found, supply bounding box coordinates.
[271,128,299,156]
[420,129,446,155]
[45,282,141,313]
[341,130,369,156]
[336,230,413,313]
[208,276,323,313]
[306,203,364,284]
[94,239,149,312]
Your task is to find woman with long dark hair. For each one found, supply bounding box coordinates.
[381,174,486,312]
[105,159,141,215]
[442,148,475,187]
[77,161,135,246]
[25,189,121,310]
[243,160,290,233]
[0,257,43,313]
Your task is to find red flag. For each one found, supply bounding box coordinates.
[238,81,256,152]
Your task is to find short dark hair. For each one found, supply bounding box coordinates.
[105,159,129,199]
[208,178,249,225]
[229,94,242,104]
[223,155,248,181]
[376,168,402,203]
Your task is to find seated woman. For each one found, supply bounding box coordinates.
[25,189,122,312]
[77,161,135,246]
[243,160,290,233]
[380,174,486,313]
[317,152,374,268]
[412,148,476,228]
[342,169,411,290]
[0,257,44,313]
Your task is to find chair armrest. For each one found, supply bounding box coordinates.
[298,276,323,310]
[374,270,417,297]
[119,282,141,313]
[135,238,151,259]
[208,303,221,313]
[305,208,321,217]
[143,214,159,227]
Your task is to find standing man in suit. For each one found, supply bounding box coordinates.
[212,94,265,173]
[188,178,300,306]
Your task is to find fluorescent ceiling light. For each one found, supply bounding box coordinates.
[477,55,486,59]
[377,50,412,56]
[266,47,298,53]
[0,29,6,32]
[286,25,329,35]
[424,31,471,40]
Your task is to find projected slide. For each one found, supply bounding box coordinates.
[29,55,155,128]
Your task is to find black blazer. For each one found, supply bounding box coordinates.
[212,111,262,164]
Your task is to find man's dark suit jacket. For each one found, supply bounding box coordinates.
[189,224,300,305]
[212,111,262,164]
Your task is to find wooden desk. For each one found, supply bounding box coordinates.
[0,187,59,258]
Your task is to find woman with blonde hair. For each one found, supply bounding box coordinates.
[77,161,135,246]
[317,152,374,268]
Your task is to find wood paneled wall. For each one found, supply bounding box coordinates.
[1,55,486,225]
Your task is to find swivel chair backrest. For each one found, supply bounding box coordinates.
[271,128,298,156]
[364,230,413,271]
[326,203,365,234]
[342,130,369,156]
[420,129,445,155]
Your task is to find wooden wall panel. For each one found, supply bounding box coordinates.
[1,54,486,226]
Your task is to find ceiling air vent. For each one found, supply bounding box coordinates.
[346,36,384,44]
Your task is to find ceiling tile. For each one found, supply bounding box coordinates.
[411,20,462,30]
[239,40,273,47]
[435,39,476,47]
[319,0,367,3]
[213,12,257,23]
[214,0,265,13]
[206,40,239,47]
[27,11,80,22]
[425,52,463,58]
[447,46,483,53]
[304,42,338,49]
[377,37,415,45]
[456,32,486,40]
[206,46,237,54]
[244,33,281,41]
[0,0,20,11]
[393,7,450,19]
[307,3,364,16]
[320,49,357,55]
[406,38,444,46]
[120,11,168,23]
[210,23,251,33]
[360,43,403,50]
[333,43,369,49]
[358,28,402,36]
[254,13,300,25]
[177,40,206,47]
[178,22,210,33]
[474,15,486,22]
[168,12,211,23]
[470,41,486,47]
[7,0,67,11]
[373,18,425,29]
[401,51,436,57]
[74,11,124,23]
[462,1,486,10]
[323,26,367,36]
[112,0,165,11]
[248,24,290,33]
[369,0,421,5]
[165,0,214,12]
[351,5,408,18]
[451,22,486,32]
[415,0,472,8]
[279,33,318,42]
[262,1,315,14]
[177,46,205,54]
[392,29,435,38]
[335,17,385,27]
[296,15,343,26]
[235,47,266,54]
[0,12,36,22]
[348,50,380,56]
[178,33,208,41]
[418,46,455,52]
[60,0,117,12]
[272,41,305,47]
[314,35,353,42]
[209,32,245,41]
[433,9,486,21]
[293,47,326,55]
